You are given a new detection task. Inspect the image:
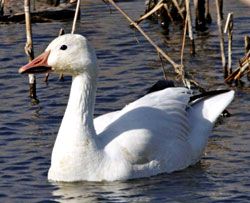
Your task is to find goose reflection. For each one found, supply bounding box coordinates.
[51,163,217,203]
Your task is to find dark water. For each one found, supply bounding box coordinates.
[0,0,250,202]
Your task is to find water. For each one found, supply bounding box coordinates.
[0,0,250,202]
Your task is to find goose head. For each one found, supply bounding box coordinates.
[19,34,98,77]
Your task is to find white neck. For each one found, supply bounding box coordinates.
[59,73,97,143]
[49,73,101,181]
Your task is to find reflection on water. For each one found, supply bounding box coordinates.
[52,163,213,202]
[0,0,250,202]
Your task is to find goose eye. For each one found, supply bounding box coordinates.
[60,45,67,50]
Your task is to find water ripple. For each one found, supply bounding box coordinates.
[0,0,249,202]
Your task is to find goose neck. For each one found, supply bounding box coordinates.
[57,73,97,146]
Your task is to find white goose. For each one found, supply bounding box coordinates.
[19,34,234,182]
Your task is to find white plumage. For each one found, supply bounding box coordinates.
[19,34,235,182]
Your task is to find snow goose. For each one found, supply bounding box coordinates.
[19,34,235,182]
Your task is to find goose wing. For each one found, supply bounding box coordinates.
[95,88,193,175]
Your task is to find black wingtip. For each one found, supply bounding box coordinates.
[189,89,231,103]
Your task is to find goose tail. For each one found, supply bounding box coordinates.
[187,90,235,164]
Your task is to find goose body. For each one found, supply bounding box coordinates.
[19,34,235,182]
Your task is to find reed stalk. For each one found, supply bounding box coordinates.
[185,0,195,55]
[244,36,250,53]
[71,0,81,34]
[245,36,250,80]
[24,0,37,101]
[107,0,181,73]
[105,0,207,89]
[224,43,249,83]
[135,0,163,24]
[224,13,233,77]
[215,0,226,77]
[181,16,188,65]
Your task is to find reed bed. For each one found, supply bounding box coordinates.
[1,0,249,100]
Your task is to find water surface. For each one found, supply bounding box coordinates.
[0,0,250,202]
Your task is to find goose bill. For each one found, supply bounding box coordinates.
[19,51,51,74]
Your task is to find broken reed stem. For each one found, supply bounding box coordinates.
[181,15,188,65]
[106,0,206,90]
[237,60,250,79]
[71,0,81,34]
[245,36,250,80]
[215,0,227,77]
[24,0,37,100]
[136,0,163,24]
[244,36,250,53]
[224,13,233,76]
[24,1,34,60]
[137,1,176,26]
[224,45,250,83]
[107,0,181,74]
[227,18,233,75]
[185,0,195,55]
